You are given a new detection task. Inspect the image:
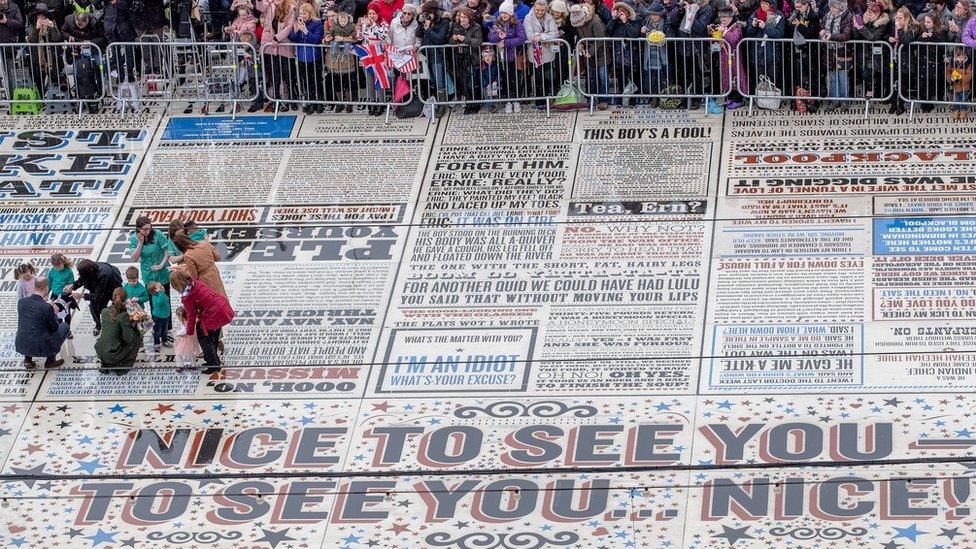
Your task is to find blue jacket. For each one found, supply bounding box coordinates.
[289,20,325,62]
[16,294,68,358]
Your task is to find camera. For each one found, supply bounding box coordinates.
[418,12,431,24]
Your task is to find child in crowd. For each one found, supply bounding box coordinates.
[326,10,356,61]
[123,266,150,308]
[148,282,173,351]
[173,306,201,371]
[947,47,973,120]
[185,220,209,242]
[224,0,257,41]
[480,46,500,112]
[48,253,78,339]
[14,263,37,300]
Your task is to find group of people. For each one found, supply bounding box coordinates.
[13,216,234,375]
[1,0,975,115]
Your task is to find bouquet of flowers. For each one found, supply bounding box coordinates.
[126,301,155,337]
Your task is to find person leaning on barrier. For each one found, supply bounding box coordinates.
[714,6,747,108]
[926,0,953,29]
[948,0,970,41]
[606,1,641,103]
[888,6,918,114]
[523,0,559,109]
[289,2,325,113]
[61,10,104,46]
[853,0,891,100]
[818,0,853,111]
[487,0,527,112]
[571,3,610,107]
[450,6,483,113]
[0,0,24,43]
[946,45,972,118]
[417,0,452,112]
[550,0,576,47]
[786,0,821,100]
[323,8,359,111]
[916,10,947,111]
[745,0,784,93]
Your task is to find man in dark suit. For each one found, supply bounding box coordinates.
[16,277,68,369]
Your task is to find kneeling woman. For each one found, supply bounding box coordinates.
[95,287,142,375]
[170,270,234,374]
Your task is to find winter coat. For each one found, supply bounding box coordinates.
[182,241,227,299]
[483,1,529,30]
[61,12,104,46]
[487,16,526,61]
[522,9,559,63]
[719,21,747,92]
[373,0,403,24]
[15,294,67,359]
[94,307,141,368]
[26,19,62,43]
[103,0,137,42]
[947,60,973,91]
[606,16,641,68]
[917,27,947,67]
[554,16,576,46]
[575,12,608,66]
[181,281,235,336]
[417,11,452,46]
[964,14,976,46]
[289,19,324,60]
[450,20,482,62]
[71,262,123,319]
[258,0,296,57]
[357,19,389,44]
[225,11,257,40]
[788,6,820,39]
[389,13,419,49]
[746,7,786,66]
[854,12,889,74]
[643,18,670,70]
[676,0,715,37]
[332,0,357,16]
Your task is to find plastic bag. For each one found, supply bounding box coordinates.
[554,79,586,111]
[756,75,781,110]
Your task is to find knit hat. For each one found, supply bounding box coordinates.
[717,5,733,16]
[569,2,590,25]
[827,0,845,8]
[551,0,568,12]
[401,2,418,13]
[230,0,251,11]
[613,1,636,17]
[648,0,665,15]
[499,0,515,14]
[367,0,382,14]
[533,0,548,8]
[865,0,881,13]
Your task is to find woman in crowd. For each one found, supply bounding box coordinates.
[70,258,122,336]
[488,0,527,112]
[786,0,821,99]
[252,0,296,113]
[714,6,746,108]
[819,0,853,112]
[572,3,609,109]
[948,0,970,41]
[171,270,235,375]
[606,1,641,103]
[418,0,453,112]
[127,215,171,322]
[853,0,890,101]
[746,0,785,93]
[94,287,142,375]
[323,8,359,112]
[523,0,560,109]
[916,11,946,112]
[889,6,919,115]
[172,232,227,298]
[450,6,484,113]
[358,1,392,115]
[289,2,325,114]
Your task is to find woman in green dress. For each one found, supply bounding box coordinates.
[94,287,142,375]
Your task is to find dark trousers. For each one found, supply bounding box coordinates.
[25,323,70,362]
[152,315,170,346]
[197,324,221,366]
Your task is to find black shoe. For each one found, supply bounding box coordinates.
[345,105,353,113]
[248,103,263,113]
[202,366,221,374]
[303,105,315,114]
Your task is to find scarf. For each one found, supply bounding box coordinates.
[822,5,847,36]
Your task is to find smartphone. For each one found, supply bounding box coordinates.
[854,14,863,26]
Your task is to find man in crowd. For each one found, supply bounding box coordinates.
[16,277,69,369]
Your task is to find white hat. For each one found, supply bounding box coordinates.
[499,0,515,14]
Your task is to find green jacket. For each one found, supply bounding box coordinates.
[150,291,171,319]
[94,308,142,367]
[47,266,75,297]
[123,282,150,307]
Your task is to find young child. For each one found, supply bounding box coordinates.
[48,253,78,339]
[148,282,173,351]
[224,0,257,41]
[326,10,356,61]
[480,46,499,112]
[947,47,973,121]
[173,306,201,371]
[123,266,150,308]
[13,263,37,300]
[184,220,209,242]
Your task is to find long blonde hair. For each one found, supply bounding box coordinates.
[895,6,921,34]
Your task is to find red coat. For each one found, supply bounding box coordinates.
[181,281,234,336]
[371,0,403,24]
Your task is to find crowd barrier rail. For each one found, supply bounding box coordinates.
[418,39,572,116]
[107,40,259,116]
[0,42,105,117]
[575,37,732,113]
[735,38,894,118]
[260,42,415,122]
[897,41,976,119]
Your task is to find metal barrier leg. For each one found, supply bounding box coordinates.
[273,100,279,120]
[545,98,550,118]
[589,96,594,116]
[384,104,391,125]
[748,97,754,117]
[908,101,915,121]
[863,100,869,121]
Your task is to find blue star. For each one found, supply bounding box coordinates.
[77,435,94,445]
[300,416,314,425]
[716,400,734,410]
[609,415,622,424]
[541,524,552,531]
[74,459,107,474]
[84,529,118,546]
[124,411,135,418]
[212,404,224,411]
[674,445,686,452]
[654,402,672,411]
[173,413,184,419]
[183,404,194,411]
[342,534,361,543]
[403,404,414,411]
[955,428,973,438]
[615,530,629,539]
[304,403,316,410]
[10,538,26,547]
[892,523,927,542]
[429,418,441,425]
[108,404,125,413]
[936,420,946,427]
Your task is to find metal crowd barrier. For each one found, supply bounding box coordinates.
[575,37,731,113]
[417,39,571,116]
[736,38,894,118]
[107,40,259,117]
[898,41,976,119]
[260,42,413,122]
[0,42,105,116]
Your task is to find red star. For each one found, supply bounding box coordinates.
[155,404,175,414]
[24,443,43,454]
[37,406,47,411]
[388,523,412,535]
[371,401,392,413]
[2,404,19,413]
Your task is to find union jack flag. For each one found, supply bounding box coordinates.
[386,46,419,74]
[352,43,390,89]
[531,44,543,67]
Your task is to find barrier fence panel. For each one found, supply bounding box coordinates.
[898,41,976,119]
[417,39,571,116]
[260,42,414,121]
[0,42,104,116]
[107,40,259,116]
[575,37,730,113]
[736,38,893,117]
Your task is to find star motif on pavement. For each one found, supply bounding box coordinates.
[712,525,754,546]
[0,428,10,437]
[255,527,295,548]
[120,537,138,547]
[57,421,71,428]
[55,404,69,412]
[939,527,961,540]
[196,469,226,488]
[154,404,175,414]
[892,523,927,542]
[882,541,902,549]
[67,528,84,538]
[389,523,412,535]
[8,463,47,488]
[2,404,19,413]
[74,458,107,474]
[883,398,902,407]
[84,528,118,546]
[371,401,392,413]
[108,404,126,413]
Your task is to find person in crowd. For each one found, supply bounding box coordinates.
[104,0,138,82]
[746,0,785,93]
[572,3,609,109]
[289,2,325,113]
[69,258,123,336]
[374,0,404,24]
[479,45,500,110]
[323,8,359,111]
[819,0,853,111]
[61,9,103,45]
[889,5,918,113]
[94,287,142,375]
[252,0,296,113]
[389,4,419,56]
[172,306,201,371]
[135,0,169,38]
[450,6,483,113]
[550,0,575,45]
[0,0,24,44]
[640,1,670,105]
[358,1,391,115]
[418,0,452,112]
[225,0,257,41]
[47,253,77,338]
[675,0,716,97]
[916,10,946,112]
[123,266,150,308]
[16,277,68,369]
[786,0,821,99]
[148,281,172,351]
[713,6,746,107]
[464,0,489,35]
[127,215,171,322]
[606,1,641,103]
[946,45,972,118]
[484,0,529,26]
[523,0,559,109]
[14,263,36,300]
[926,0,952,28]
[172,231,227,298]
[26,4,60,43]
[854,0,890,100]
[442,0,463,14]
[948,0,970,40]
[488,0,527,112]
[578,0,610,24]
[170,270,235,375]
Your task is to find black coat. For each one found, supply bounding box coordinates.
[0,2,23,43]
[104,0,138,41]
[15,294,68,358]
[72,261,123,318]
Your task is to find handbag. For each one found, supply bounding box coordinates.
[554,79,586,110]
[755,75,781,109]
